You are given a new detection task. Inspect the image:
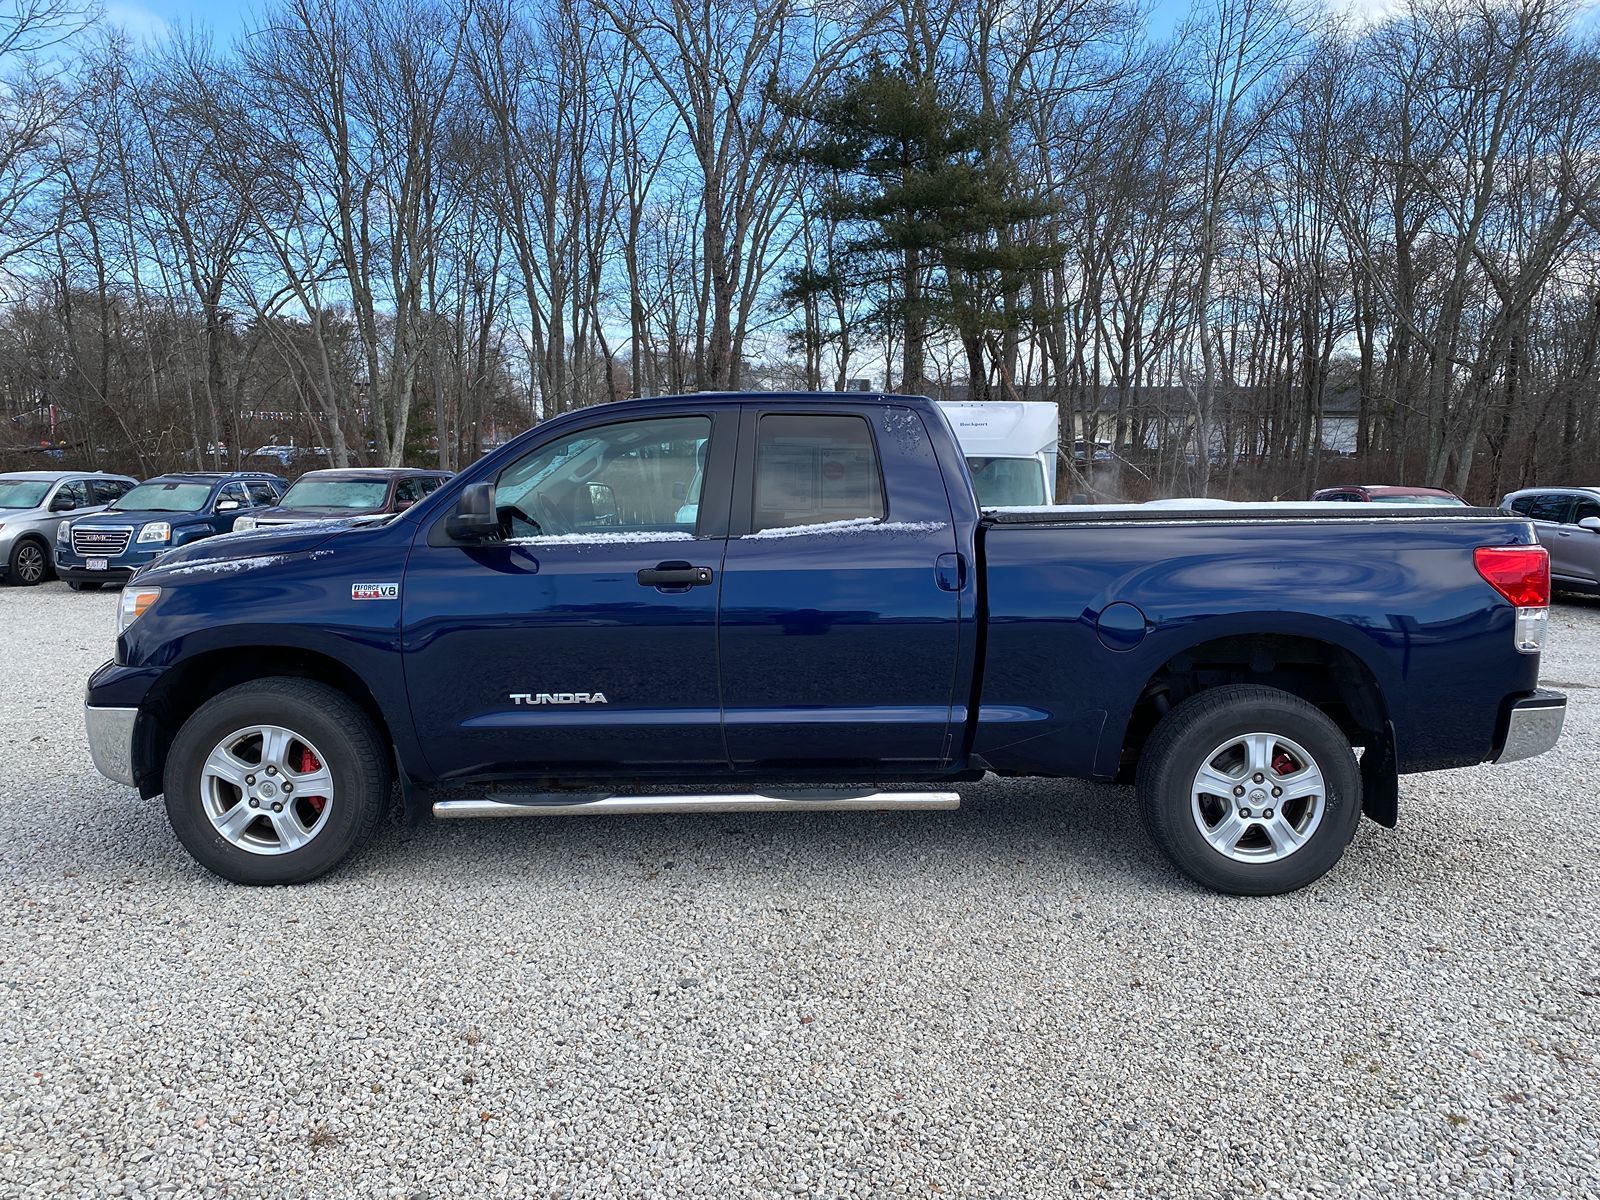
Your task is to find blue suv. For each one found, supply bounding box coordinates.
[55,472,287,589]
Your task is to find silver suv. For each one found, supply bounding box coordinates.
[0,471,138,586]
[1502,486,1600,595]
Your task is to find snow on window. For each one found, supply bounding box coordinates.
[742,519,945,540]
[502,531,697,546]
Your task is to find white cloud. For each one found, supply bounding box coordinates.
[102,2,171,41]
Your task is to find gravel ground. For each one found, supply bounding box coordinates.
[0,583,1597,1200]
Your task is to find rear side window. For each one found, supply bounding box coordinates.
[1525,493,1572,523]
[752,413,885,532]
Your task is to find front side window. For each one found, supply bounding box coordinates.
[495,415,711,539]
[112,482,213,513]
[54,480,91,509]
[394,478,426,506]
[216,484,249,510]
[280,478,391,510]
[1568,497,1600,524]
[245,483,280,506]
[752,413,885,532]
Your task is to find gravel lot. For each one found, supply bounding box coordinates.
[1,583,1597,1199]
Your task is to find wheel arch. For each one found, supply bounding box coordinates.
[132,646,398,799]
[8,531,54,580]
[1116,625,1397,823]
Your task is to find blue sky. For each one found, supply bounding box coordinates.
[108,0,1199,45]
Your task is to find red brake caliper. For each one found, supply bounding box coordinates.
[299,747,327,814]
[1272,751,1298,776]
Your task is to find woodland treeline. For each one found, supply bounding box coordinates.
[0,0,1597,498]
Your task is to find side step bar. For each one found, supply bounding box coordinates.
[432,790,961,819]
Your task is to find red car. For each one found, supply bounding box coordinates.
[1311,485,1468,506]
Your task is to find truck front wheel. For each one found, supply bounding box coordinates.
[163,678,391,884]
[1137,684,1362,895]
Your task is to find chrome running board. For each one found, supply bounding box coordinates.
[432,790,960,819]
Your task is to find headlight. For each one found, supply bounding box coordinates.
[234,516,257,532]
[56,520,70,544]
[136,522,171,544]
[117,586,161,635]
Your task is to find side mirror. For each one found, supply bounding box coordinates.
[394,498,414,511]
[216,499,241,513]
[446,481,500,541]
[50,496,76,512]
[1580,516,1600,533]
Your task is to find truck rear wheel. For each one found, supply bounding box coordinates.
[1137,684,1361,895]
[163,678,391,884]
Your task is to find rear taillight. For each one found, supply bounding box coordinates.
[1475,546,1550,606]
[1475,545,1550,654]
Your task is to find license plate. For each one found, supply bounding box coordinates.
[86,558,108,571]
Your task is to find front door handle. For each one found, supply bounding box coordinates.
[638,561,713,588]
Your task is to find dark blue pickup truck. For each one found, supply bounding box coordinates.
[83,393,1565,893]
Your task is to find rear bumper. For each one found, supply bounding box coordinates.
[85,704,139,786]
[1495,689,1566,764]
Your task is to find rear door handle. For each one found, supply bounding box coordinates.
[637,562,713,588]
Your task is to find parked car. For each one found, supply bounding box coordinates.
[0,471,138,585]
[54,471,287,590]
[1501,486,1600,595]
[233,467,452,532]
[85,392,1562,893]
[1311,485,1468,505]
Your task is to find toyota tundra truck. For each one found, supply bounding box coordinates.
[82,393,1565,894]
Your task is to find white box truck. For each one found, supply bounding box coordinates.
[937,401,1059,506]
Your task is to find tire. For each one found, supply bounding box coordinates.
[1137,684,1362,896]
[163,678,391,884]
[67,581,104,592]
[7,538,50,586]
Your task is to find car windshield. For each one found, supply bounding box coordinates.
[279,478,390,509]
[1380,494,1465,506]
[967,456,1047,507]
[0,480,50,509]
[113,482,213,512]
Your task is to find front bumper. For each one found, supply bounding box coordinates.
[1495,689,1567,764]
[85,704,139,786]
[58,563,134,585]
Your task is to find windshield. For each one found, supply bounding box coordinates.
[1380,494,1465,506]
[279,478,390,510]
[967,456,1047,507]
[113,482,212,512]
[0,480,50,509]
